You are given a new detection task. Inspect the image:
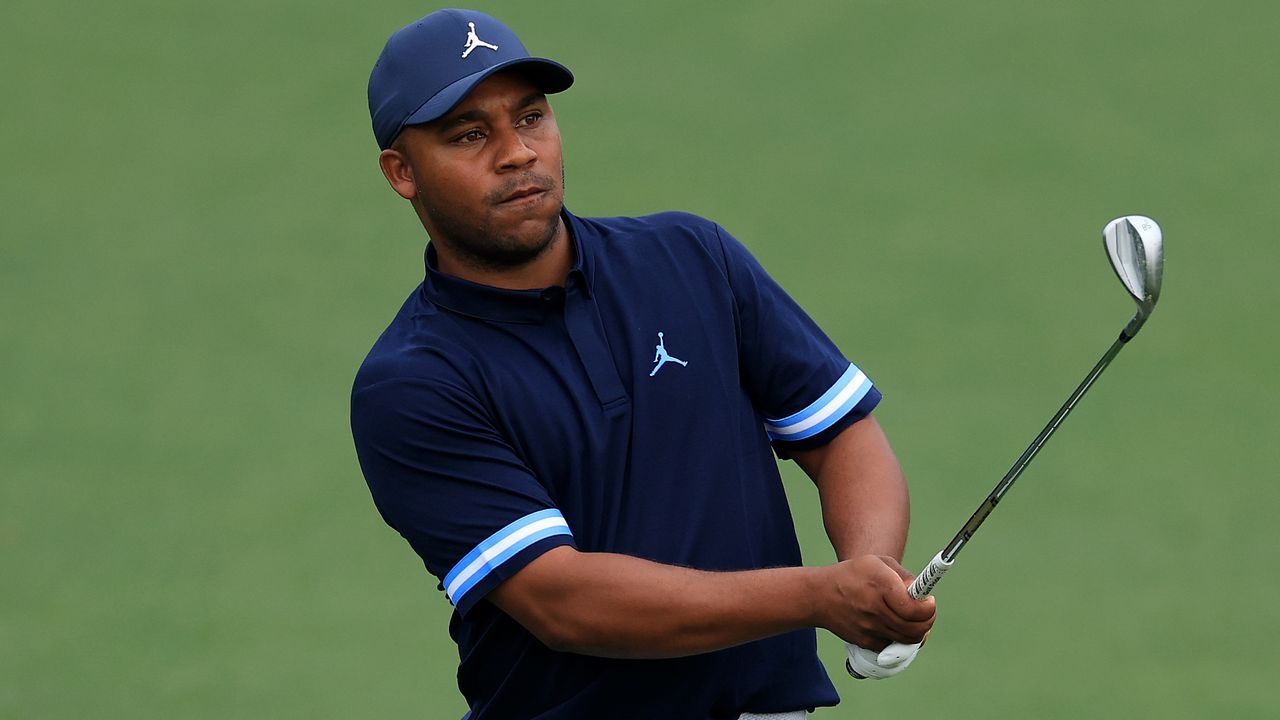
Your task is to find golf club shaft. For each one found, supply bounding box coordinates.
[906,330,1131,600]
[855,331,1135,673]
[854,217,1162,677]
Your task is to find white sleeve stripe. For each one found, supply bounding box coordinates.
[444,512,571,604]
[445,509,565,589]
[765,364,860,428]
[765,374,873,441]
[764,368,870,437]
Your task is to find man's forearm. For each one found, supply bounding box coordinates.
[792,416,911,561]
[489,546,933,659]
[492,546,828,659]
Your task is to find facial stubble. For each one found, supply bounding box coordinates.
[416,170,567,272]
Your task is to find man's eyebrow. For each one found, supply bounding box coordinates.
[433,92,548,134]
[516,92,547,109]
[435,109,488,134]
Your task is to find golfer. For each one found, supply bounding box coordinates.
[351,9,936,719]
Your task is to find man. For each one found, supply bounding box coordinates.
[351,9,936,720]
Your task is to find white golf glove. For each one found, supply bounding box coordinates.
[845,641,921,680]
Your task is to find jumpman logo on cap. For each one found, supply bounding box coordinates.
[461,22,499,58]
[649,332,689,377]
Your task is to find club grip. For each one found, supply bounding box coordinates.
[854,553,953,674]
[905,551,952,600]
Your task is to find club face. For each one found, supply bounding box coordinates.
[1103,215,1163,334]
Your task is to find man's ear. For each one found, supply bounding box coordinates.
[378,147,418,200]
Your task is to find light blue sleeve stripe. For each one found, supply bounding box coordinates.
[448,524,573,607]
[444,508,564,589]
[766,374,874,441]
[443,508,572,606]
[764,363,860,430]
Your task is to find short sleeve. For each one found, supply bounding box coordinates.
[714,224,882,453]
[351,371,576,616]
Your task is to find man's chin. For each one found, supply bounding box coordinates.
[480,215,562,268]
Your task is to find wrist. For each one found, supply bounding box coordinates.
[800,564,835,631]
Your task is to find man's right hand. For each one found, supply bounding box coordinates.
[817,555,935,651]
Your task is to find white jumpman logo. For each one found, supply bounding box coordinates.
[461,22,499,58]
[649,331,689,377]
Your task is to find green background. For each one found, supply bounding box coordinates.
[4,0,1277,717]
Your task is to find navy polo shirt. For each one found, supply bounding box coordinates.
[351,210,881,719]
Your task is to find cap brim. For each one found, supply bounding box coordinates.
[401,57,573,130]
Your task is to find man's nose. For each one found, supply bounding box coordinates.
[495,130,537,170]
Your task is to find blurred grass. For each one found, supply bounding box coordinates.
[3,0,1277,717]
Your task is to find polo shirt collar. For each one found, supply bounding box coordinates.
[422,208,595,324]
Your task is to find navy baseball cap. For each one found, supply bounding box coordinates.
[368,9,574,150]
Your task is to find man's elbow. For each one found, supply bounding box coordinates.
[492,588,631,657]
[520,611,593,654]
[487,548,599,654]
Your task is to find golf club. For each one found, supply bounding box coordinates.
[851,215,1164,675]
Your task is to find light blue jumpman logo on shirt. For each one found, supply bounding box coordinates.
[649,331,688,377]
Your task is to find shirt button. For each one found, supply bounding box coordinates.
[540,287,566,303]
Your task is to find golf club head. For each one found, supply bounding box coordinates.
[1103,215,1163,338]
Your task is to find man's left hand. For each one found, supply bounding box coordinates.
[845,640,921,680]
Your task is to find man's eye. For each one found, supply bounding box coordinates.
[518,111,543,127]
[456,129,485,144]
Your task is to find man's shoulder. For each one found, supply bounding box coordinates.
[575,210,721,241]
[351,287,473,398]
[574,210,729,266]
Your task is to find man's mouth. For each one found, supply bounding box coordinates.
[497,184,551,206]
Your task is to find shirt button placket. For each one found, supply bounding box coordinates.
[561,279,628,415]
